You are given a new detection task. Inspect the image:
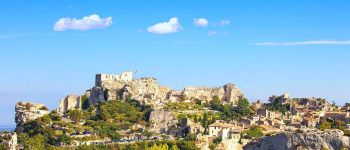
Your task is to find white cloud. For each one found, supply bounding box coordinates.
[254,40,350,46]
[219,20,230,26]
[208,31,218,36]
[194,18,208,27]
[147,17,182,34]
[208,31,230,36]
[53,14,112,31]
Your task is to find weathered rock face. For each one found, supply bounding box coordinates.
[244,129,350,150]
[181,118,204,134]
[88,86,105,104]
[148,110,178,134]
[269,93,290,104]
[88,71,244,106]
[15,102,49,132]
[56,94,81,115]
[177,83,243,105]
[0,132,17,150]
[298,97,330,110]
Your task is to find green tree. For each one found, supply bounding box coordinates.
[81,95,90,109]
[67,109,83,122]
[147,143,168,150]
[213,136,222,144]
[49,111,62,121]
[23,134,46,150]
[236,98,253,117]
[320,120,332,131]
[57,134,71,145]
[210,96,224,112]
[242,125,264,139]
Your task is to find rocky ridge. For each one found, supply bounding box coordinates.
[15,102,49,132]
[87,72,244,108]
[244,129,350,150]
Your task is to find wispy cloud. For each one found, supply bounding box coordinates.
[194,18,208,27]
[53,14,112,31]
[254,40,350,46]
[0,35,14,39]
[208,31,230,36]
[147,17,182,34]
[219,20,230,26]
[0,33,54,39]
[208,31,218,36]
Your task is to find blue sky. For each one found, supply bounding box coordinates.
[1,0,350,127]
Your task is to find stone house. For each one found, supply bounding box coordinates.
[324,112,350,122]
[208,120,241,140]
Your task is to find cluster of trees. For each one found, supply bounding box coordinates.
[164,102,204,111]
[319,118,349,133]
[18,110,76,148]
[241,125,264,139]
[18,99,154,148]
[73,140,198,150]
[265,99,290,114]
[209,96,253,119]
[81,99,153,140]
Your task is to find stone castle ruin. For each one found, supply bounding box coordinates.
[95,71,133,86]
[57,71,244,114]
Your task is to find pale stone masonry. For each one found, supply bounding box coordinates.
[95,71,133,86]
[56,94,82,115]
[208,120,241,140]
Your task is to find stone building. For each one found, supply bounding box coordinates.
[56,94,82,115]
[324,112,350,122]
[95,71,133,86]
[208,120,241,140]
[257,108,276,119]
[208,120,242,150]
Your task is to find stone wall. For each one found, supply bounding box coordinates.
[56,94,82,115]
[95,71,133,86]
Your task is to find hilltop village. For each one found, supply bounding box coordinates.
[1,71,350,150]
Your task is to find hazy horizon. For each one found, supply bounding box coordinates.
[1,0,350,127]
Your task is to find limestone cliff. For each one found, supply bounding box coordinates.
[243,129,350,150]
[182,83,243,105]
[15,102,49,132]
[0,132,17,150]
[148,110,178,134]
[88,71,244,106]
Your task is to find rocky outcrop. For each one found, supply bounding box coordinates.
[15,102,49,132]
[89,71,244,106]
[56,94,82,115]
[298,97,330,111]
[148,110,178,134]
[269,93,290,104]
[186,84,243,103]
[88,86,105,104]
[244,129,350,150]
[182,118,204,134]
[0,132,17,150]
